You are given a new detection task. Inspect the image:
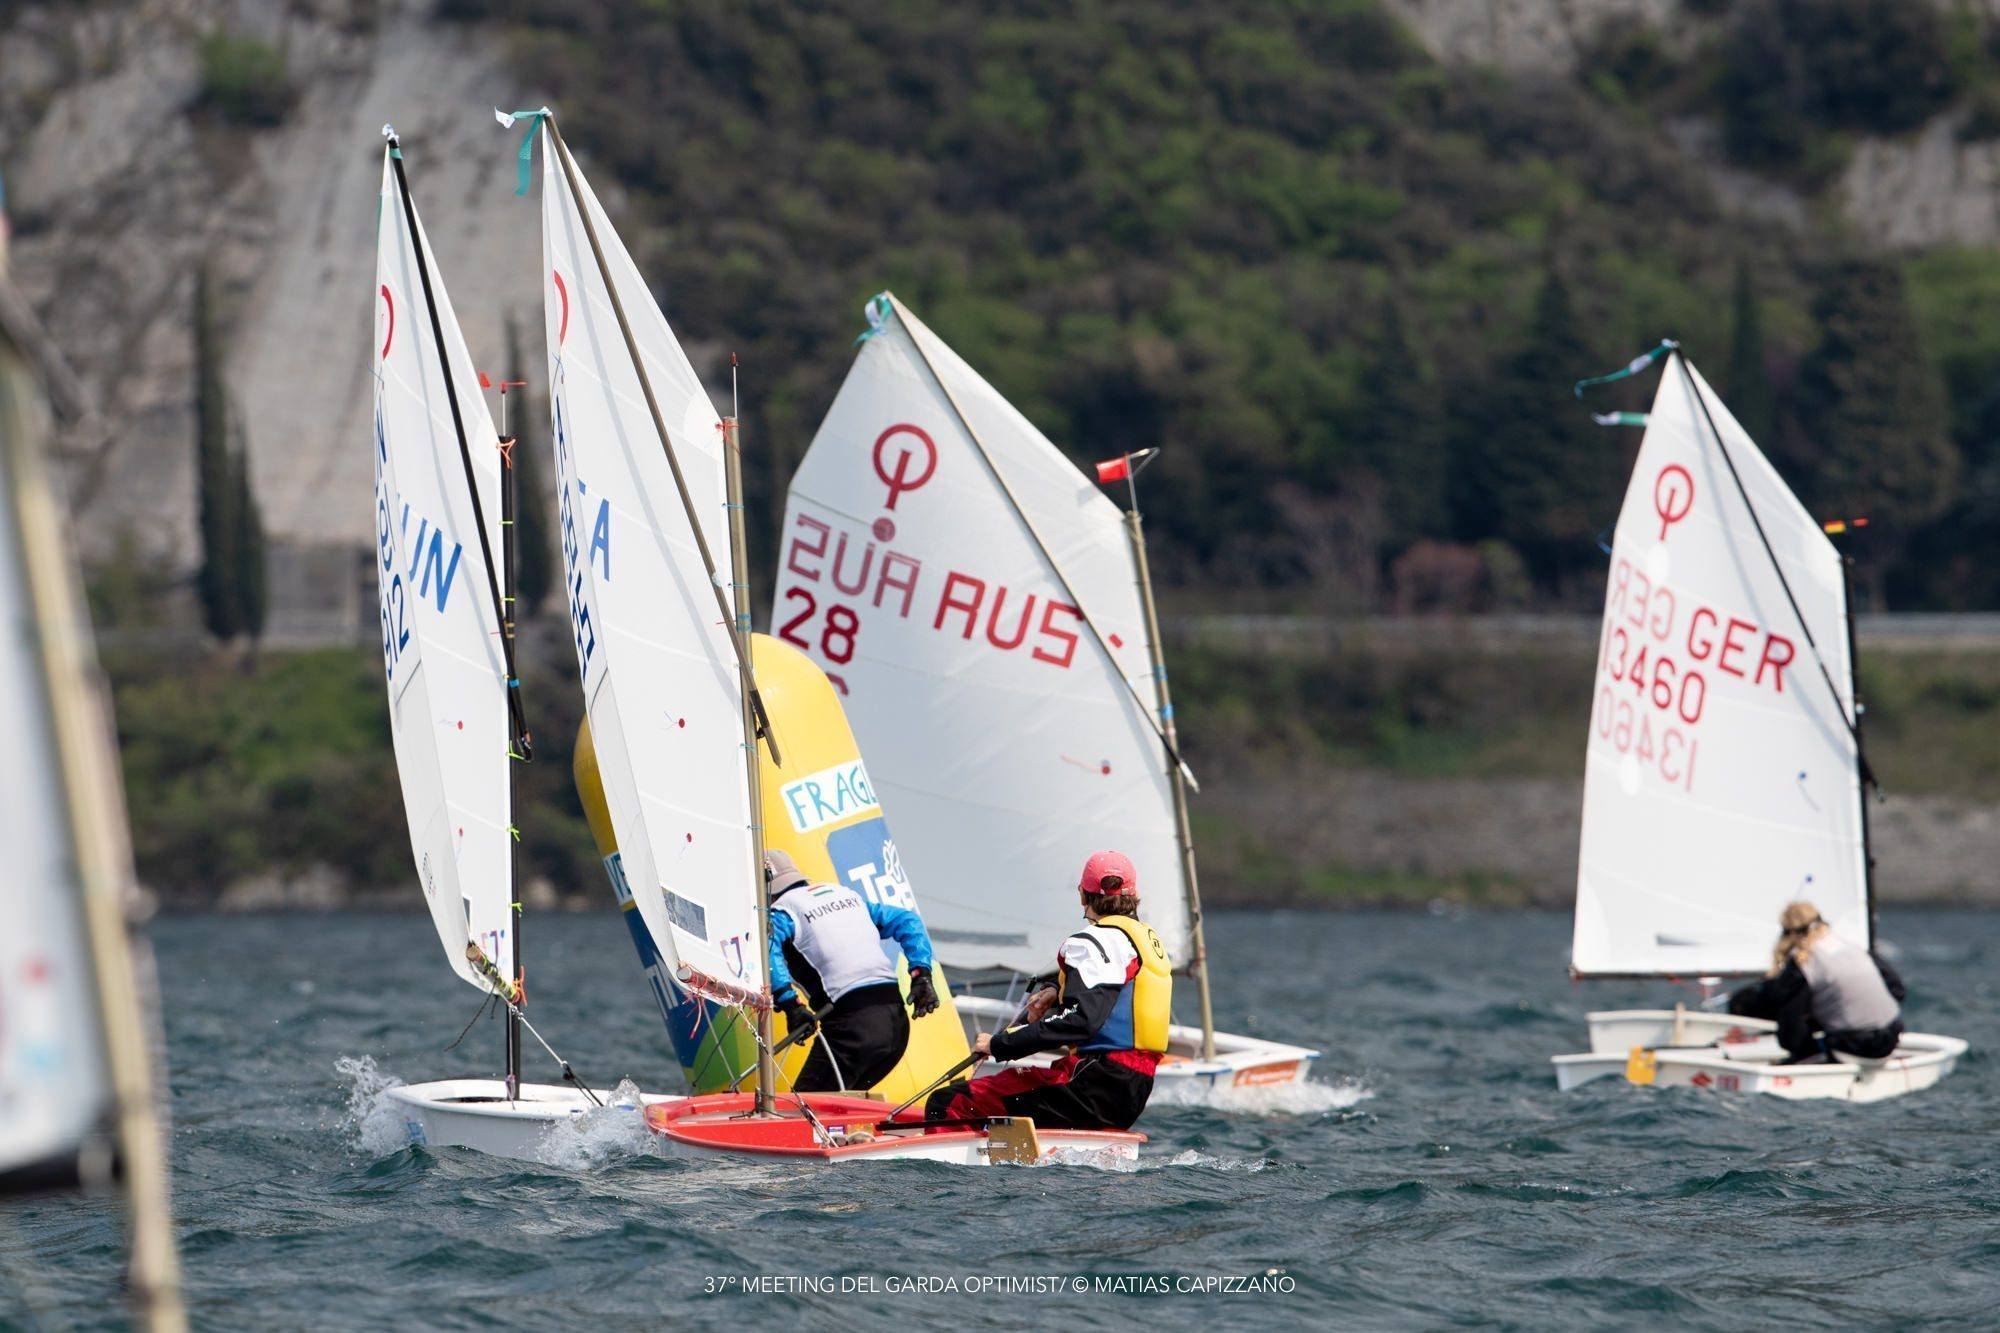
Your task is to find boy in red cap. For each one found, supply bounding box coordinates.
[926,850,1172,1131]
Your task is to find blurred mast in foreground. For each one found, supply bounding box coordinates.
[0,186,186,1329]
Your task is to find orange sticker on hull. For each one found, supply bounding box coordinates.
[1233,1061,1300,1087]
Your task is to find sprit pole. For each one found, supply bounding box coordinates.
[723,354,777,1113]
[1119,450,1216,1060]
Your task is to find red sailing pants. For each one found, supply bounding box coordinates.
[928,1051,1157,1131]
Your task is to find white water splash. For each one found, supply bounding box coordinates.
[532,1079,658,1169]
[335,1055,411,1157]
[1150,1149,1273,1172]
[1034,1144,1144,1172]
[1150,1075,1372,1116]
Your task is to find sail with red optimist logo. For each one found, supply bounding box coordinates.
[532,122,763,1003]
[771,293,1190,978]
[1572,352,1868,976]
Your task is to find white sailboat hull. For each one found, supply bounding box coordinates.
[1554,1011,1967,1102]
[1584,1008,1776,1054]
[953,994,1318,1089]
[384,1079,682,1159]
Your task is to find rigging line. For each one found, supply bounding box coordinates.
[513,1007,603,1106]
[438,989,596,1106]
[729,999,834,1091]
[537,114,780,766]
[686,996,750,1092]
[738,1014,833,1143]
[882,295,1198,792]
[1673,354,1875,788]
[444,990,497,1053]
[384,130,529,755]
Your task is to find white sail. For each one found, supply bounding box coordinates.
[0,356,112,1180]
[772,294,1189,977]
[1573,353,1868,976]
[535,125,762,1002]
[373,148,514,992]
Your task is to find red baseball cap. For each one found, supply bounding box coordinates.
[1077,850,1138,899]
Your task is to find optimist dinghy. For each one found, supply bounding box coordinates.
[519,112,1087,1163]
[369,129,672,1156]
[770,293,1316,1092]
[1552,346,1966,1101]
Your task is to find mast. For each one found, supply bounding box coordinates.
[384,128,530,1087]
[1,325,184,1329]
[498,384,524,1101]
[1118,452,1215,1059]
[1842,554,1879,947]
[723,359,776,1113]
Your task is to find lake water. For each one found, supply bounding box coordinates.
[4,908,1996,1329]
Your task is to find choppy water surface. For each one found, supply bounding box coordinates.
[4,909,1997,1328]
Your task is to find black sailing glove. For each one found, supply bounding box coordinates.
[780,997,817,1037]
[907,967,940,1019]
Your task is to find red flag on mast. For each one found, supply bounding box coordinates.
[1095,455,1130,485]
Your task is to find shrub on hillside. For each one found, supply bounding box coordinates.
[195,31,295,127]
[1718,0,1956,170]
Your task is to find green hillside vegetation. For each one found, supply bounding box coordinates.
[429,0,2000,610]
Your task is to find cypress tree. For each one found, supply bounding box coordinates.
[1452,266,1617,590]
[1794,257,1957,591]
[193,266,240,641]
[1725,258,1777,445]
[504,313,554,617]
[232,423,267,648]
[1347,296,1447,553]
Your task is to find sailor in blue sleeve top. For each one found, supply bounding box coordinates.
[763,849,939,1092]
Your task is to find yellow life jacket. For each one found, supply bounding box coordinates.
[1065,914,1172,1055]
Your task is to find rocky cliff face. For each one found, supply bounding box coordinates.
[1383,0,1685,74]
[1384,0,2000,251]
[2,0,542,590]
[3,0,1996,623]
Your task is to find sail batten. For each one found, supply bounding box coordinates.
[536,125,762,1000]
[373,148,514,993]
[773,296,1190,977]
[1572,353,1867,977]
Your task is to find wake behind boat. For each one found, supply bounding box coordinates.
[1551,346,1966,1101]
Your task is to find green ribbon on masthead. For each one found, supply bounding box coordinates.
[495,107,552,196]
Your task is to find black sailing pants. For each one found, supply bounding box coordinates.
[793,982,909,1093]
